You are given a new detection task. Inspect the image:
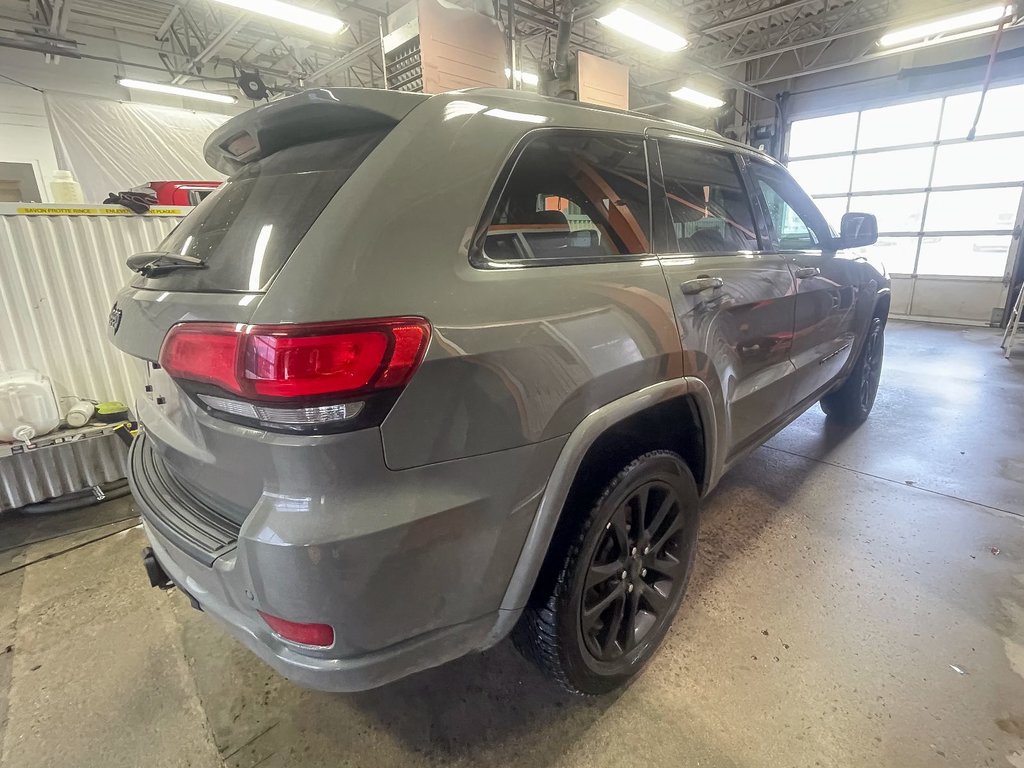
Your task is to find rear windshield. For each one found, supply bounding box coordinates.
[131,129,389,292]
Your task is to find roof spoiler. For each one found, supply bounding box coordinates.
[204,88,430,175]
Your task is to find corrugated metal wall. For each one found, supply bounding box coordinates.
[0,433,127,511]
[0,212,182,405]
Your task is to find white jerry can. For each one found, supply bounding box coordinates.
[0,370,61,442]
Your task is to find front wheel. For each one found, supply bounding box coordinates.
[513,451,700,695]
[821,315,884,424]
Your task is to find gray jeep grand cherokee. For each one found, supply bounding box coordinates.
[109,87,886,695]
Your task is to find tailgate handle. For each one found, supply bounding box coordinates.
[680,276,724,295]
[794,266,820,279]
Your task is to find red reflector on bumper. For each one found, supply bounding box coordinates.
[258,611,335,647]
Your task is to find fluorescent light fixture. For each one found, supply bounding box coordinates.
[879,4,1013,47]
[596,7,688,52]
[880,23,1005,54]
[117,78,237,104]
[209,0,348,34]
[505,68,540,86]
[669,86,725,109]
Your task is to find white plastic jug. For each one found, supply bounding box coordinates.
[0,370,61,442]
[49,170,84,204]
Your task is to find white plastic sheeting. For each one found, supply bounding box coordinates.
[0,206,184,406]
[46,92,228,203]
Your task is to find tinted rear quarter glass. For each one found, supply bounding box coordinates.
[131,129,389,292]
[481,132,652,264]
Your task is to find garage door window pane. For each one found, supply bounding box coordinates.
[851,147,934,192]
[916,235,1011,276]
[787,155,854,195]
[924,187,1022,232]
[813,196,849,231]
[849,236,919,274]
[931,137,1024,187]
[940,84,1024,140]
[857,99,941,149]
[788,112,859,157]
[849,193,926,233]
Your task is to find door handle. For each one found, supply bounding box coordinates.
[680,276,724,295]
[794,266,820,279]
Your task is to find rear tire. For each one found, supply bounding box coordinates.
[821,315,884,424]
[513,451,699,695]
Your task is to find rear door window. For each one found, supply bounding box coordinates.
[480,132,652,264]
[655,139,760,254]
[131,129,389,292]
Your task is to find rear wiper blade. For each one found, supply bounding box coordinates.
[127,251,208,277]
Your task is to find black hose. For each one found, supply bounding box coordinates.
[17,479,131,515]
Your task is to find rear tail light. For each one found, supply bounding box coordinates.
[258,611,334,647]
[159,317,430,433]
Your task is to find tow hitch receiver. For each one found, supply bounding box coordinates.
[142,546,173,590]
[142,547,203,611]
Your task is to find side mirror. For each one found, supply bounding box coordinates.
[837,212,878,249]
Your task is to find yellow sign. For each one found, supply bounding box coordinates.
[15,206,186,216]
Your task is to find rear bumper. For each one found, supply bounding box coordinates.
[142,524,504,691]
[127,428,563,691]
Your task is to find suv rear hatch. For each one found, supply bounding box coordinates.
[109,89,430,559]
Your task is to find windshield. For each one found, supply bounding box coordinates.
[131,128,389,292]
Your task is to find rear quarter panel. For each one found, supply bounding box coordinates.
[258,93,683,469]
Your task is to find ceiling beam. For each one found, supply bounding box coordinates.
[155,4,180,40]
[700,1,990,69]
[697,0,829,36]
[172,13,249,84]
[748,20,1024,85]
[305,37,378,82]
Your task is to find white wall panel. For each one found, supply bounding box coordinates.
[889,276,913,316]
[0,85,60,203]
[906,277,1007,325]
[0,208,183,407]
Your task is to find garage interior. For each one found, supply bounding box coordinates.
[1,0,1024,766]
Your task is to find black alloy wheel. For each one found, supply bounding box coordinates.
[514,451,700,695]
[859,317,884,412]
[580,479,688,662]
[821,314,885,424]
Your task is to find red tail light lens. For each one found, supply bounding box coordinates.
[258,611,334,647]
[159,318,430,401]
[246,330,390,398]
[158,325,243,394]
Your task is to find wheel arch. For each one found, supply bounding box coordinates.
[492,377,716,635]
[873,288,891,324]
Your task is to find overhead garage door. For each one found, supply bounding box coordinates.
[786,82,1024,325]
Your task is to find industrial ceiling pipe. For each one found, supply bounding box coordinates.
[553,0,575,81]
[540,0,579,99]
[507,0,518,89]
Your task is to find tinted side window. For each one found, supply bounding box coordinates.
[750,162,832,251]
[657,140,759,254]
[483,133,651,263]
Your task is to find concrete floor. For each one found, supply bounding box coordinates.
[2,320,1023,768]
